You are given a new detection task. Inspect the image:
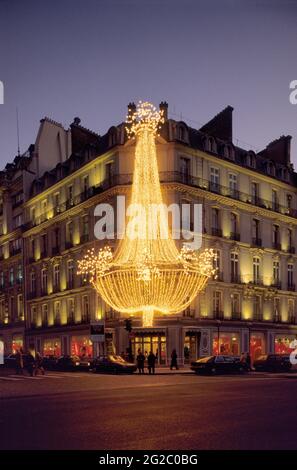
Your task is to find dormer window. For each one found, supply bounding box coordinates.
[208,137,217,154]
[267,161,275,176]
[283,168,289,181]
[246,152,256,168]
[224,144,234,160]
[109,128,117,147]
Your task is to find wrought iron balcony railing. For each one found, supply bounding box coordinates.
[213,310,224,320]
[211,227,223,237]
[253,312,263,321]
[230,232,240,241]
[252,237,262,247]
[231,311,241,320]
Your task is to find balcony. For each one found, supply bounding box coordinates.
[67,314,75,325]
[230,274,241,284]
[81,314,90,324]
[213,310,224,320]
[227,188,240,200]
[40,250,48,259]
[209,182,221,194]
[251,196,267,208]
[253,312,263,322]
[213,272,224,282]
[53,285,60,294]
[251,277,264,286]
[80,234,89,244]
[52,246,60,256]
[67,280,74,290]
[230,232,240,241]
[273,314,282,323]
[231,312,241,320]
[12,199,23,209]
[211,227,222,238]
[10,247,22,257]
[65,241,74,250]
[288,246,296,254]
[273,242,281,251]
[27,291,37,300]
[289,315,296,324]
[252,237,262,247]
[22,172,297,231]
[54,317,61,326]
[182,308,195,318]
[271,280,282,290]
[288,284,295,291]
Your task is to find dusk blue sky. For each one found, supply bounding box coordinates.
[0,0,296,169]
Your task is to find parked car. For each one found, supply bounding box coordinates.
[4,353,25,368]
[56,355,92,371]
[42,355,59,370]
[92,355,137,374]
[191,355,248,375]
[253,354,292,372]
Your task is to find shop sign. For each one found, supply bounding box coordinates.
[90,321,105,342]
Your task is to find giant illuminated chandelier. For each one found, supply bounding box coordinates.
[78,101,215,326]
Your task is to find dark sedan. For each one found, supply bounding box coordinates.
[56,355,92,371]
[42,355,59,370]
[4,353,30,368]
[191,355,248,375]
[253,354,292,372]
[92,355,137,374]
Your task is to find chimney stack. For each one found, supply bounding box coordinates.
[159,101,168,121]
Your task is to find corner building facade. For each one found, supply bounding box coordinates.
[1,103,297,365]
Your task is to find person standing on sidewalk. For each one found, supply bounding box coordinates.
[34,352,45,376]
[170,349,178,370]
[26,351,36,377]
[147,351,156,375]
[246,352,252,372]
[136,349,145,374]
[15,349,24,375]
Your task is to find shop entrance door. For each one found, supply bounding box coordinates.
[184,334,199,363]
[132,335,166,365]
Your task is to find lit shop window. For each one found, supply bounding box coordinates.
[250,333,265,362]
[71,336,93,358]
[274,335,296,354]
[43,339,61,357]
[212,333,240,356]
[12,335,23,354]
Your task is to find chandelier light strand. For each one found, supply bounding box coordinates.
[78,101,215,327]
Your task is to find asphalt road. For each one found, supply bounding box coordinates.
[0,370,297,450]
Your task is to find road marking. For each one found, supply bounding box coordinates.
[41,374,64,379]
[0,376,23,381]
[9,375,45,380]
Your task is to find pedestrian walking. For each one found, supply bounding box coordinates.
[26,351,36,377]
[136,349,145,374]
[15,349,24,375]
[170,349,178,370]
[34,352,45,376]
[147,351,156,375]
